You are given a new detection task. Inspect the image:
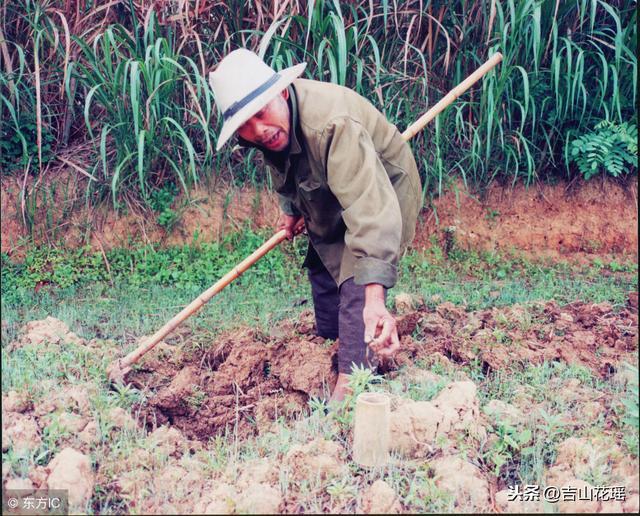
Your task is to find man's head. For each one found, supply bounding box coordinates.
[237,88,291,152]
[208,49,305,151]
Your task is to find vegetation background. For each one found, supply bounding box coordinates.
[1,0,637,216]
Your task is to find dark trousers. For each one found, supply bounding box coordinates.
[305,244,386,374]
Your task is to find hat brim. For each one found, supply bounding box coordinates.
[214,63,307,151]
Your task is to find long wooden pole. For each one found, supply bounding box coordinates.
[402,52,503,141]
[107,52,503,383]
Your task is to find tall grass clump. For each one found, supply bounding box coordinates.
[72,10,216,208]
[1,0,62,175]
[238,0,637,192]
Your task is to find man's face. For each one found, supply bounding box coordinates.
[237,89,291,152]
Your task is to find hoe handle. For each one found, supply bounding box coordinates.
[113,220,305,373]
[401,52,503,141]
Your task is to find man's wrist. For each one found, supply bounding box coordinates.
[364,283,385,304]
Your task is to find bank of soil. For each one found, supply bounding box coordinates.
[1,173,637,262]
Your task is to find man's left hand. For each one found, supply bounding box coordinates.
[363,284,400,357]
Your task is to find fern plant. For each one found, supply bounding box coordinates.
[570,121,638,180]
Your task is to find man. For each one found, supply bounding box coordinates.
[209,49,422,402]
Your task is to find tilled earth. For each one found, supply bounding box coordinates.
[2,293,639,514]
[127,293,638,441]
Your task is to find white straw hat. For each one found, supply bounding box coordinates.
[209,48,307,150]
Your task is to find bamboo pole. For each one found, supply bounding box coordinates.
[401,52,503,141]
[107,53,503,384]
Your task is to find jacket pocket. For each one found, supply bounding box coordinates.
[298,178,327,205]
[297,180,343,239]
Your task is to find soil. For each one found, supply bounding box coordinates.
[414,176,638,260]
[126,294,638,441]
[128,312,338,441]
[391,297,638,379]
[2,173,637,262]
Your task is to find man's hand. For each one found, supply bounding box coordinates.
[363,284,400,358]
[277,212,303,240]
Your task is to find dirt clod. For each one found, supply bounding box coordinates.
[495,489,542,513]
[2,413,41,453]
[361,479,402,513]
[4,477,35,492]
[483,399,524,427]
[10,316,84,351]
[131,319,338,440]
[430,455,491,511]
[46,447,94,510]
[285,438,346,481]
[235,483,282,514]
[108,407,137,430]
[145,426,188,458]
[194,482,237,514]
[390,400,443,457]
[557,479,599,513]
[78,420,99,445]
[3,390,32,413]
[56,412,90,433]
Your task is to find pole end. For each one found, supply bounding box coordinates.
[107,358,132,385]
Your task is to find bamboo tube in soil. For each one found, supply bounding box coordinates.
[107,53,503,383]
[353,392,391,468]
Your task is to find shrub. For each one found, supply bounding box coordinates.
[570,121,638,180]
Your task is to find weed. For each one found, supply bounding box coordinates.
[108,383,145,409]
[485,209,500,222]
[330,365,383,427]
[326,477,357,503]
[570,121,638,180]
[0,113,55,173]
[483,420,533,477]
[186,385,207,410]
[149,184,180,231]
[614,363,639,456]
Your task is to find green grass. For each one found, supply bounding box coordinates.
[2,231,636,349]
[394,243,637,310]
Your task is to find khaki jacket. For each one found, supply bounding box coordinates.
[240,78,422,288]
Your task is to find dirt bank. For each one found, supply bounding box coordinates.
[1,173,637,262]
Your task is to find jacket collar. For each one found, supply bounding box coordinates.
[235,85,302,160]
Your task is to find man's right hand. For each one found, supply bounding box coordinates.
[277,212,303,240]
